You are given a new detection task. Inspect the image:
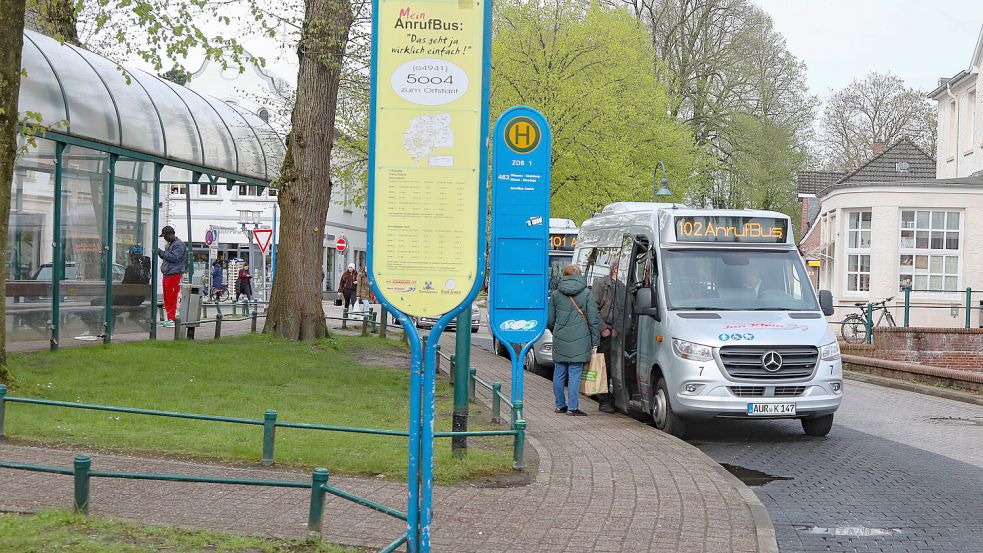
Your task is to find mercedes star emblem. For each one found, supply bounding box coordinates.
[761,351,783,372]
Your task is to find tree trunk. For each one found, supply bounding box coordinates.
[264,0,353,340]
[30,0,79,44]
[0,0,28,383]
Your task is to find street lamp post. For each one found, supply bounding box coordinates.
[653,160,672,201]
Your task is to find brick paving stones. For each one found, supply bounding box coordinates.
[691,380,983,553]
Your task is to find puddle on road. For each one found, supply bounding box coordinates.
[797,526,903,537]
[928,416,983,427]
[720,463,793,486]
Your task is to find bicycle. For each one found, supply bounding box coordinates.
[840,297,896,344]
[203,282,230,302]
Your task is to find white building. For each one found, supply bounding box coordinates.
[162,55,368,294]
[930,26,983,179]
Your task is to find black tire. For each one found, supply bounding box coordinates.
[841,314,867,344]
[651,377,686,438]
[493,337,508,358]
[801,414,834,437]
[523,348,539,372]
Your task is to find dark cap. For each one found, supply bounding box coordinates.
[159,225,176,237]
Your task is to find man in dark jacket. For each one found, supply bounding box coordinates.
[547,265,600,416]
[156,226,186,327]
[593,262,624,413]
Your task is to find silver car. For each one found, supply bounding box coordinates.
[416,304,481,333]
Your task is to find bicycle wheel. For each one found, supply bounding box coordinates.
[218,287,230,302]
[884,310,897,327]
[841,314,868,344]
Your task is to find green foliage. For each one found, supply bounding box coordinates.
[6,334,512,484]
[0,510,356,552]
[728,114,805,227]
[491,0,701,223]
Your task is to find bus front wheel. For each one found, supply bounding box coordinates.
[652,378,686,438]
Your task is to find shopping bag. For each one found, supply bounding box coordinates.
[580,353,609,396]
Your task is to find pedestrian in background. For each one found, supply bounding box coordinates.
[339,263,358,310]
[156,226,186,327]
[357,266,372,316]
[237,264,253,301]
[211,253,225,301]
[547,264,600,416]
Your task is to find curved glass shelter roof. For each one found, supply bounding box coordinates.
[18,30,284,183]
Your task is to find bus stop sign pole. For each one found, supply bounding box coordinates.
[489,106,553,423]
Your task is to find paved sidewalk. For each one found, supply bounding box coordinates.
[0,310,772,552]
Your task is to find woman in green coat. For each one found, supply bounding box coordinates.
[547,265,601,416]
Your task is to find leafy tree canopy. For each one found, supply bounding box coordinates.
[492,0,701,223]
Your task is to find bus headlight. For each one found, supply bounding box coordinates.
[672,339,713,362]
[819,342,840,361]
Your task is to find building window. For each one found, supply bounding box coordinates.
[238,184,275,198]
[199,183,218,197]
[899,210,961,292]
[845,211,871,292]
[169,182,186,196]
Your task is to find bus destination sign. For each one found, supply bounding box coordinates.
[674,216,788,244]
[549,233,576,251]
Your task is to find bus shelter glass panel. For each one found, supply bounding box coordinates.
[112,159,155,335]
[59,145,110,340]
[6,139,56,344]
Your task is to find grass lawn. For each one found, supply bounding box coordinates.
[4,334,512,484]
[0,510,358,552]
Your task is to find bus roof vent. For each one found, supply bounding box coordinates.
[601,202,685,214]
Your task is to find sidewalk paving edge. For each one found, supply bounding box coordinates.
[845,370,983,407]
[707,462,778,553]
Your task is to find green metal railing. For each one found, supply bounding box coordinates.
[0,379,524,547]
[0,454,408,548]
[834,287,983,345]
[898,286,983,329]
[0,385,520,467]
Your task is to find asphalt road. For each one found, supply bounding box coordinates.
[687,380,983,553]
[472,328,983,553]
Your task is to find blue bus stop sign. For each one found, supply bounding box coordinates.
[489,106,551,405]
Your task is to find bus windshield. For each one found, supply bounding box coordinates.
[663,249,818,311]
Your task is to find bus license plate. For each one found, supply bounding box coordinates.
[747,403,796,416]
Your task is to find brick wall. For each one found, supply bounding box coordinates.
[798,211,822,290]
[841,327,983,370]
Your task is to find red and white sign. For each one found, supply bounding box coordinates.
[253,228,273,254]
[335,237,348,252]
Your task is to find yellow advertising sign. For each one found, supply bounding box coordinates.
[370,0,488,317]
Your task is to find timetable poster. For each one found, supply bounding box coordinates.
[369,0,489,317]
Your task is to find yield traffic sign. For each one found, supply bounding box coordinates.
[336,237,348,252]
[253,228,273,254]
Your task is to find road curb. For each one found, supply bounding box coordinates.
[708,462,779,553]
[845,370,983,407]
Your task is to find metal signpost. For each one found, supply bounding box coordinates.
[489,107,552,423]
[367,0,492,551]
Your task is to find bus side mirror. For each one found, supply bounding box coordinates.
[819,290,834,317]
[635,287,660,320]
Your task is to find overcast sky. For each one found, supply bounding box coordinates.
[754,0,983,98]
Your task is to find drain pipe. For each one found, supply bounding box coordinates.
[946,81,960,176]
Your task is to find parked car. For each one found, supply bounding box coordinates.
[415,304,481,333]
